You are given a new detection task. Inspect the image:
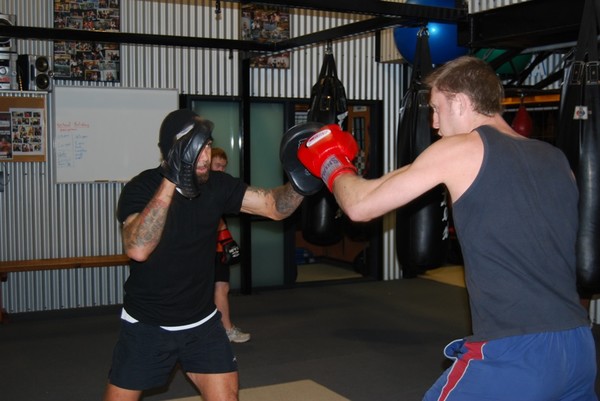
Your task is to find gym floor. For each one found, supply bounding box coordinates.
[1,278,598,401]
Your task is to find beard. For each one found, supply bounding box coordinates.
[195,168,209,185]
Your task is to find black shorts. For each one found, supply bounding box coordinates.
[215,256,230,283]
[107,312,237,390]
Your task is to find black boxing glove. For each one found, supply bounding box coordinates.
[160,120,212,198]
[218,228,240,265]
[280,121,326,196]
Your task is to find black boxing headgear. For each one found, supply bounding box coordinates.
[159,109,201,160]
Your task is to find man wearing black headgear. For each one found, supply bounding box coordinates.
[103,109,306,401]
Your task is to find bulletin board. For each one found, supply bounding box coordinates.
[53,86,178,183]
[0,95,47,162]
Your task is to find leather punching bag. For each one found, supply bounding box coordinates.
[511,101,533,137]
[556,0,600,296]
[395,28,449,278]
[301,48,348,246]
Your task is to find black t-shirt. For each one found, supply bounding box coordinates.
[117,168,247,326]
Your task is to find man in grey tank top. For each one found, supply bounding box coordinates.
[296,55,597,400]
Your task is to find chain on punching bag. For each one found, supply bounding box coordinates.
[395,27,449,278]
[556,0,600,296]
[302,46,349,246]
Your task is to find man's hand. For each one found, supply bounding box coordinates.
[297,124,359,191]
[160,121,212,198]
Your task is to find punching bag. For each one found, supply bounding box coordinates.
[556,0,600,296]
[396,28,449,278]
[302,47,348,246]
[511,101,533,137]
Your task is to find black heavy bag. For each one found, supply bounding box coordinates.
[302,48,348,246]
[395,28,449,278]
[307,50,349,128]
[556,0,600,295]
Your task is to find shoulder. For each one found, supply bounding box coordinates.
[123,168,162,194]
[118,168,162,222]
[416,131,484,202]
[205,171,248,209]
[419,131,483,168]
[207,171,247,191]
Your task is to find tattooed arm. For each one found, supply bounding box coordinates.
[121,179,176,262]
[240,182,304,221]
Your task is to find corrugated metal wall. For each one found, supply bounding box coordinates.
[1,0,553,313]
[0,0,409,313]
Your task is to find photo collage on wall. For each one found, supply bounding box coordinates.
[53,0,120,82]
[0,109,46,160]
[241,4,290,69]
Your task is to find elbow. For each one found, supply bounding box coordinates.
[268,211,288,221]
[343,203,372,223]
[125,247,150,262]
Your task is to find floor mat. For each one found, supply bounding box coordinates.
[419,265,465,288]
[296,263,362,282]
[166,379,350,401]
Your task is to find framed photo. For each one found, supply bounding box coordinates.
[53,0,120,82]
[241,4,290,69]
[0,95,47,162]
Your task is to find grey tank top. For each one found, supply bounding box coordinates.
[452,125,589,341]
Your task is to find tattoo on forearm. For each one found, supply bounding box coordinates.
[274,184,303,216]
[125,197,169,249]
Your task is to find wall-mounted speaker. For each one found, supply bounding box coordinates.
[0,52,17,90]
[0,14,16,53]
[17,55,53,91]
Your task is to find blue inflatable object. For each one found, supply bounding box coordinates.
[393,0,468,66]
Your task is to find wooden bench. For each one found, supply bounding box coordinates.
[0,254,130,323]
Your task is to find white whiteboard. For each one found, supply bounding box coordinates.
[53,86,178,183]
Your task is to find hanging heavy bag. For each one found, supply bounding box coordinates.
[556,0,600,296]
[395,28,449,278]
[307,51,349,128]
[301,50,348,246]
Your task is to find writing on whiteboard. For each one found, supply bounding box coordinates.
[55,120,92,168]
[57,121,91,132]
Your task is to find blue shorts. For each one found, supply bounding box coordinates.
[107,312,238,390]
[423,326,597,401]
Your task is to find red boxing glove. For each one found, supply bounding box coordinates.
[297,124,359,191]
[217,228,240,265]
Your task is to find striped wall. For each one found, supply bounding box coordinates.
[0,0,547,313]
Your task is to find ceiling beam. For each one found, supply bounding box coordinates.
[0,1,467,55]
[269,17,410,54]
[0,18,416,55]
[0,25,276,52]
[235,0,466,23]
[461,0,584,50]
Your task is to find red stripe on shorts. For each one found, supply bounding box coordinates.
[438,341,486,401]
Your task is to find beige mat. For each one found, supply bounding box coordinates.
[420,265,466,288]
[296,263,362,283]
[167,379,350,401]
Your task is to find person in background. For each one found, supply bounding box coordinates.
[296,56,597,400]
[103,109,304,401]
[211,147,250,343]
